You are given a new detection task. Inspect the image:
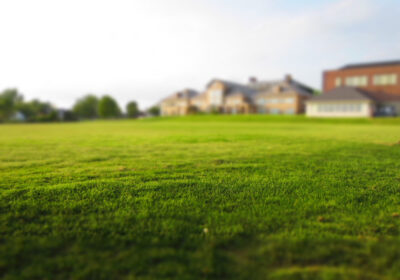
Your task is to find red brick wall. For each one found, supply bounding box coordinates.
[323,65,400,96]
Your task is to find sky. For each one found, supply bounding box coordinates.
[0,0,399,110]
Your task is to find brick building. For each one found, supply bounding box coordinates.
[323,60,400,96]
[307,60,400,117]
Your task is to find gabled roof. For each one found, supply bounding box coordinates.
[161,88,199,102]
[309,87,400,102]
[182,89,199,98]
[340,60,400,70]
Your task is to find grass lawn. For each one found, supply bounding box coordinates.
[1,115,400,279]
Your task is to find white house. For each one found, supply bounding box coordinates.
[306,87,400,118]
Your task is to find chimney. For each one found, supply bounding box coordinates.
[285,74,293,83]
[249,76,258,84]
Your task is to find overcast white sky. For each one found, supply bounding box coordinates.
[0,0,399,110]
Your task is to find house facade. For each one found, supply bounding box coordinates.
[160,89,198,116]
[253,76,314,115]
[160,75,315,116]
[308,60,400,117]
[201,79,257,114]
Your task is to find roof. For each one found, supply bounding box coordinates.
[309,87,400,102]
[207,77,315,100]
[180,89,198,98]
[310,87,372,102]
[161,88,199,102]
[340,60,400,70]
[364,91,400,102]
[249,78,315,97]
[207,79,258,99]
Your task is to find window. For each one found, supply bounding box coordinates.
[285,108,295,115]
[285,98,295,104]
[270,108,280,114]
[193,101,203,107]
[345,76,368,87]
[257,98,266,105]
[335,77,342,87]
[317,103,363,112]
[373,74,397,85]
[261,98,293,104]
[210,90,223,106]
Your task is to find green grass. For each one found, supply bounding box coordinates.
[1,115,400,279]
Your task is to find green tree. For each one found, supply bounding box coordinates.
[126,101,139,118]
[73,95,99,119]
[0,88,23,121]
[147,106,160,116]
[98,95,121,118]
[17,99,56,122]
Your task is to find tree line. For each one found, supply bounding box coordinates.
[0,88,160,123]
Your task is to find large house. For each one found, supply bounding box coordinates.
[160,75,315,116]
[193,79,258,114]
[253,75,315,115]
[159,89,199,116]
[307,60,400,117]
